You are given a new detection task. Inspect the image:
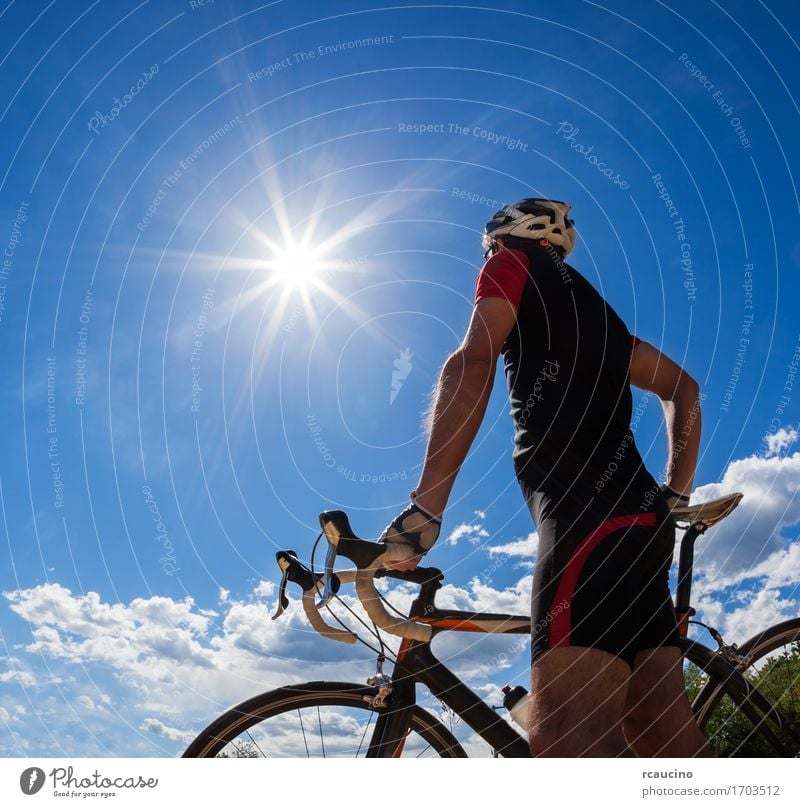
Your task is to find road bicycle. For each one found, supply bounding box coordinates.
[183,492,800,757]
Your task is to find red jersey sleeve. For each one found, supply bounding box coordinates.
[474,248,528,311]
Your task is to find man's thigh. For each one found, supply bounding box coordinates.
[623,647,709,756]
[531,646,631,747]
[625,646,692,719]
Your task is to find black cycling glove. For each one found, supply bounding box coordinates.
[660,483,690,510]
[379,498,442,557]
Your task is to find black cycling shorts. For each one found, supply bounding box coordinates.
[520,481,682,669]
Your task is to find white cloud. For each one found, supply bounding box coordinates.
[140,717,195,744]
[763,426,798,458]
[3,582,383,729]
[446,523,489,546]
[76,695,95,710]
[692,586,799,644]
[0,658,37,687]
[688,449,800,577]
[218,588,229,603]
[0,670,35,685]
[487,532,538,559]
[700,541,800,593]
[5,587,212,639]
[436,574,532,617]
[446,510,491,546]
[252,581,275,598]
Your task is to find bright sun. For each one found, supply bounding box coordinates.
[270,244,325,288]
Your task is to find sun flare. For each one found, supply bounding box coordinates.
[268,243,326,289]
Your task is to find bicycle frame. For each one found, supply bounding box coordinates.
[363,572,531,757]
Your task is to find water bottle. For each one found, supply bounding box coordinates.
[501,685,531,732]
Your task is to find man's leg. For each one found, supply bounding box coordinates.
[623,646,711,757]
[530,646,632,757]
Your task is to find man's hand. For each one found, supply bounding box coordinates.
[660,483,690,511]
[379,500,442,571]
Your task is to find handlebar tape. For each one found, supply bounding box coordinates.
[354,544,432,642]
[301,589,357,644]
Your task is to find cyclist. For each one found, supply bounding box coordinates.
[380,198,709,757]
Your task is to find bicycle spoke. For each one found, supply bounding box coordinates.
[298,708,310,758]
[317,705,326,758]
[355,711,374,758]
[245,730,267,759]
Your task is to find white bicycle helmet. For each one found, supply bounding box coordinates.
[482,198,576,256]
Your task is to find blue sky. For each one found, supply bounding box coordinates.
[1,0,799,756]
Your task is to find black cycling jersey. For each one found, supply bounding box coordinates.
[475,238,661,520]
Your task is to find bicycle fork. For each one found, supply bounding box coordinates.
[363,641,417,757]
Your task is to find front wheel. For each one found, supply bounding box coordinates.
[687,619,800,757]
[183,681,467,758]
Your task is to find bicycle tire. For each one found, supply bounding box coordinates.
[690,619,800,757]
[183,681,468,758]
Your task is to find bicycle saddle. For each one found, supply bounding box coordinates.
[671,492,743,530]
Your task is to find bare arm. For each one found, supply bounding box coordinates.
[412,297,517,517]
[629,340,702,497]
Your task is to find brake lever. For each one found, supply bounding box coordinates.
[271,551,296,620]
[318,537,339,609]
[273,549,342,618]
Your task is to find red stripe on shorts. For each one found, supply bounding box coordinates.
[548,513,657,648]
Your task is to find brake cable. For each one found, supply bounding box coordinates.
[324,605,394,661]
[375,586,418,622]
[306,531,397,661]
